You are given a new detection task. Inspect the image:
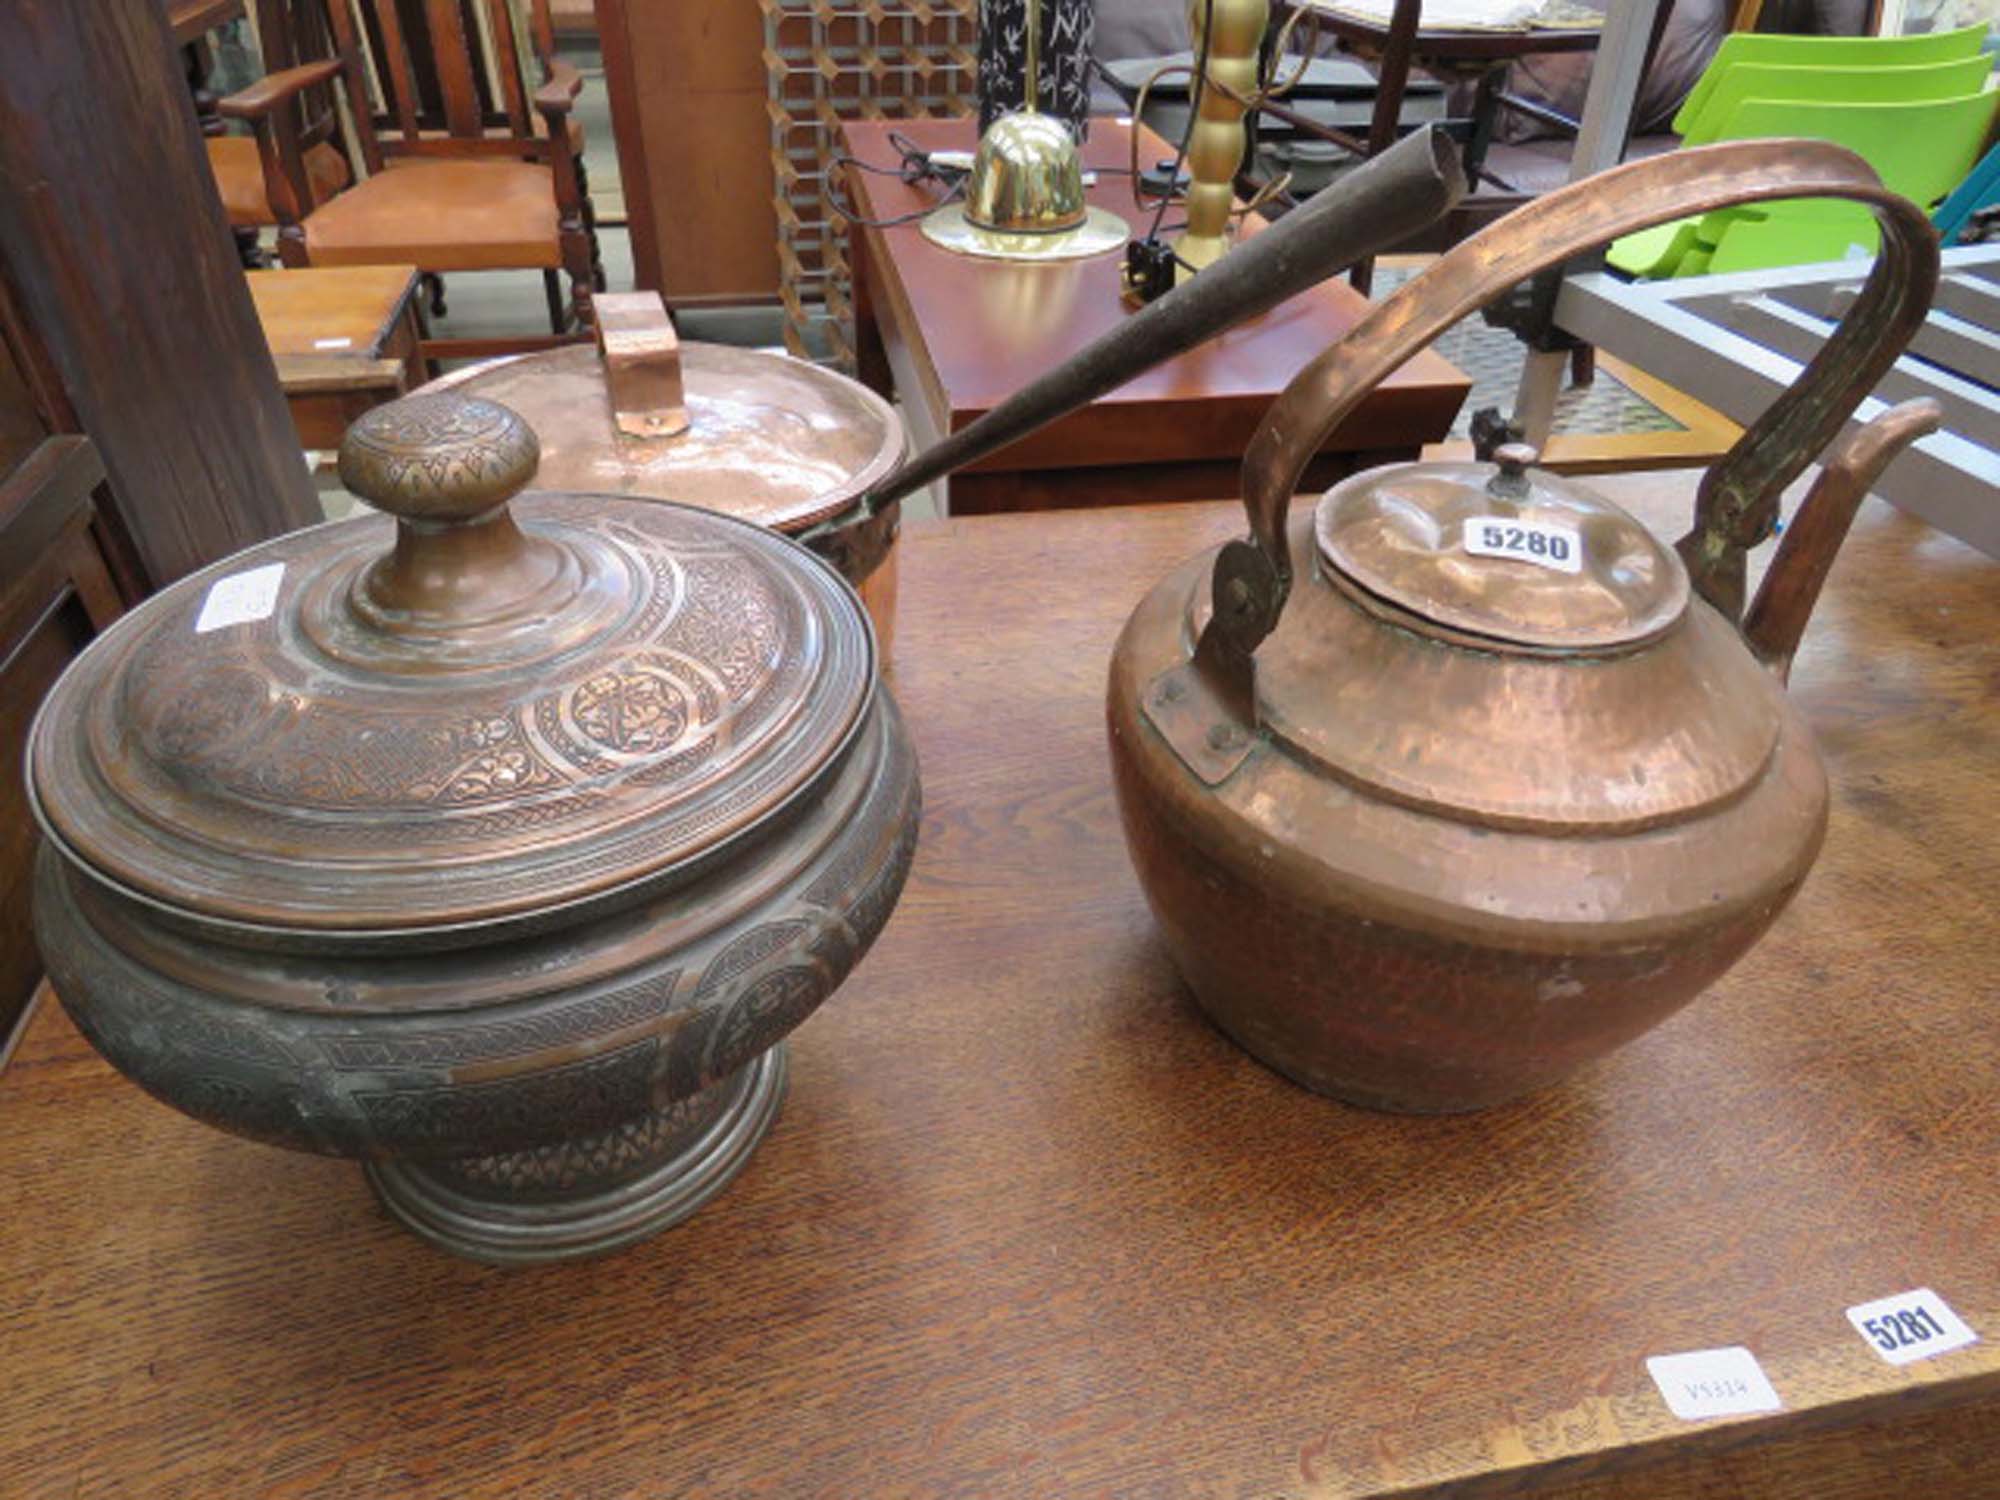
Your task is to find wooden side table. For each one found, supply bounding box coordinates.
[3,472,1994,1497]
[248,265,426,450]
[841,116,1468,514]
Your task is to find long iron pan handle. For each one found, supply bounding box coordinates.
[853,126,1465,517]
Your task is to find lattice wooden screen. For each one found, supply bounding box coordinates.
[762,0,978,365]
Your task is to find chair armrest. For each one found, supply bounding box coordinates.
[218,58,346,120]
[533,58,585,118]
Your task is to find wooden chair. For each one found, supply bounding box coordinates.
[205,0,351,266]
[220,0,597,355]
[337,0,607,294]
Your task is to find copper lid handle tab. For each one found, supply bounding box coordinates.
[594,291,690,440]
[337,393,576,639]
[1208,139,1941,706]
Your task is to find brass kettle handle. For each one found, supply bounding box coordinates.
[1203,139,1940,680]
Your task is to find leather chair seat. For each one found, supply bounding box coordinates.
[208,135,350,227]
[302,159,561,271]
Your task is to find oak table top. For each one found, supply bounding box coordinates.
[840,116,1469,512]
[246,266,425,450]
[3,473,1996,1498]
[248,265,421,362]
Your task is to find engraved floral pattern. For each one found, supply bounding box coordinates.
[569,667,692,756]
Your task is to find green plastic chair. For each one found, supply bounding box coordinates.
[1696,90,2000,273]
[1672,22,1990,135]
[1608,40,1999,277]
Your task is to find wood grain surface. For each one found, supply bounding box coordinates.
[164,0,244,47]
[594,0,774,302]
[0,0,321,589]
[2,471,1995,1498]
[843,117,1470,508]
[249,265,420,356]
[247,265,423,446]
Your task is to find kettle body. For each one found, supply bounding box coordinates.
[1109,503,1828,1112]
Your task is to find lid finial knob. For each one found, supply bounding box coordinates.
[1488,442,1540,499]
[335,394,571,639]
[338,394,541,524]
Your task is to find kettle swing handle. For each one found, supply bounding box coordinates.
[1193,138,1942,713]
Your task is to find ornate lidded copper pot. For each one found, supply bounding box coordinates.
[29,392,920,1263]
[418,293,907,639]
[1108,141,1943,1113]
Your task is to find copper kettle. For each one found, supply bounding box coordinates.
[1108,140,1944,1113]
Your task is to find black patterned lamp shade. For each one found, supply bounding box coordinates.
[978,0,1096,139]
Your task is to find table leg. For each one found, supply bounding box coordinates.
[850,226,892,398]
[1512,347,1567,448]
[1349,0,1421,295]
[1463,69,1503,191]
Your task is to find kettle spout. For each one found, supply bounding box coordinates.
[1742,398,1942,682]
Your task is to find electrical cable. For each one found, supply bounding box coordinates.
[826,131,969,229]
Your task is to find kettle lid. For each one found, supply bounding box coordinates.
[1315,447,1689,654]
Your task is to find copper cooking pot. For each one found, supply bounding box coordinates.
[417,293,907,639]
[1108,140,1944,1113]
[29,394,920,1264]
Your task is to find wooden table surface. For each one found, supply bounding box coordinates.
[3,473,1996,1498]
[842,116,1469,512]
[164,0,243,47]
[247,266,425,449]
[248,265,421,359]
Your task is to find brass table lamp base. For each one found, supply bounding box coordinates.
[920,203,1127,261]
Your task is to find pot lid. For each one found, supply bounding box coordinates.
[29,394,874,936]
[1315,447,1690,653]
[421,297,901,533]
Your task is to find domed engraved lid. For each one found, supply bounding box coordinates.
[28,394,874,937]
[1315,446,1690,653]
[421,295,902,533]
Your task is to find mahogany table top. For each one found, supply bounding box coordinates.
[840,116,1469,477]
[3,473,1995,1498]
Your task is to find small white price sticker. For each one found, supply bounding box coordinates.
[194,562,285,634]
[1462,515,1583,574]
[1645,1346,1783,1421]
[1846,1288,1978,1366]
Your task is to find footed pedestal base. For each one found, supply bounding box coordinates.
[365,1047,787,1266]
